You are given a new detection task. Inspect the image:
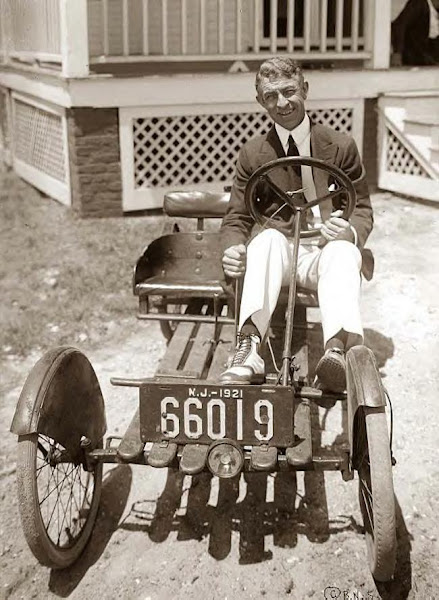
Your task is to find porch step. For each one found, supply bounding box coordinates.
[431,145,439,165]
[404,116,439,166]
[382,91,439,120]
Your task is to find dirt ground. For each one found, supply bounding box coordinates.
[1,177,438,599]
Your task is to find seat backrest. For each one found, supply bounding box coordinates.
[164,191,230,218]
[134,231,224,286]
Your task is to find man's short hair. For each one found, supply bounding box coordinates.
[255,57,304,93]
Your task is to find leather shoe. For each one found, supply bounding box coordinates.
[315,348,346,393]
[218,333,265,385]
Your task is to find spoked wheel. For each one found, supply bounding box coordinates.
[355,407,396,581]
[348,347,396,582]
[17,432,103,569]
[158,303,183,342]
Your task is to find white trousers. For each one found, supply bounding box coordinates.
[238,229,363,347]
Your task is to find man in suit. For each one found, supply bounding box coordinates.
[391,0,439,66]
[218,57,373,392]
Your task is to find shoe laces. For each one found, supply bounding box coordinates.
[326,347,345,357]
[231,334,255,367]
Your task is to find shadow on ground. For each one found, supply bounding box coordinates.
[376,498,413,599]
[120,468,350,564]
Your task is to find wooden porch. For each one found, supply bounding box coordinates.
[0,0,437,212]
[0,0,392,76]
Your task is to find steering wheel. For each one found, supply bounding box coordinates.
[244,156,357,238]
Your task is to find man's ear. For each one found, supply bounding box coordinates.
[256,93,264,107]
[302,80,309,99]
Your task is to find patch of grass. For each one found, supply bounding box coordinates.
[0,170,163,357]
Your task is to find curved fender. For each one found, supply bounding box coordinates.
[10,347,106,454]
[346,345,387,459]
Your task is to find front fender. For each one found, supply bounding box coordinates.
[11,347,106,454]
[346,345,387,459]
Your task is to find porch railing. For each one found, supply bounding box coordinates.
[0,0,391,76]
[0,0,62,66]
[88,0,370,63]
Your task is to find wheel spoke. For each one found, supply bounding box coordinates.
[39,464,76,506]
[45,464,77,538]
[56,467,75,544]
[361,484,374,535]
[360,475,373,501]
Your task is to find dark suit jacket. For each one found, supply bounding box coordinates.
[391,0,439,65]
[220,120,373,252]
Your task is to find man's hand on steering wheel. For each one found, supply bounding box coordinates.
[222,244,247,279]
[321,209,355,244]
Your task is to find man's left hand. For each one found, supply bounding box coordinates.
[321,209,355,243]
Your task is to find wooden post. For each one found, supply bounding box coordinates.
[364,0,391,69]
[59,0,89,78]
[0,0,11,64]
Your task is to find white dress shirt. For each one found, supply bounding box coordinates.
[274,114,321,224]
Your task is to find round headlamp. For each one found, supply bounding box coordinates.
[207,439,244,479]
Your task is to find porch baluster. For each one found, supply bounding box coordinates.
[335,0,344,53]
[236,0,242,54]
[287,0,295,53]
[122,0,129,56]
[253,0,261,53]
[270,0,277,53]
[351,0,360,52]
[162,0,168,55]
[102,0,109,56]
[181,0,188,54]
[142,0,149,55]
[304,0,311,54]
[200,0,207,54]
[218,0,225,54]
[320,0,328,52]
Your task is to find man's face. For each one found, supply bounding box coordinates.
[257,74,308,130]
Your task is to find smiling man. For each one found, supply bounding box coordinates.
[219,57,373,392]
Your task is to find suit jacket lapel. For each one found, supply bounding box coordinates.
[261,125,303,194]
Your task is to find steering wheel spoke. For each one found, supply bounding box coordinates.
[259,174,297,211]
[303,186,347,212]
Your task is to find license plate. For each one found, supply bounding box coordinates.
[140,383,294,447]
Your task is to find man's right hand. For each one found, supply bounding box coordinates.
[222,244,247,278]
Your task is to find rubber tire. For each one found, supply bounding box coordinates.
[159,319,177,343]
[356,406,396,582]
[17,433,103,569]
[158,304,185,343]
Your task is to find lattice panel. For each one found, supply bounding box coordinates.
[13,99,66,182]
[133,108,353,189]
[309,108,352,134]
[386,129,430,178]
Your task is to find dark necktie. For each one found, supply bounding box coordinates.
[287,135,308,228]
[287,135,301,177]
